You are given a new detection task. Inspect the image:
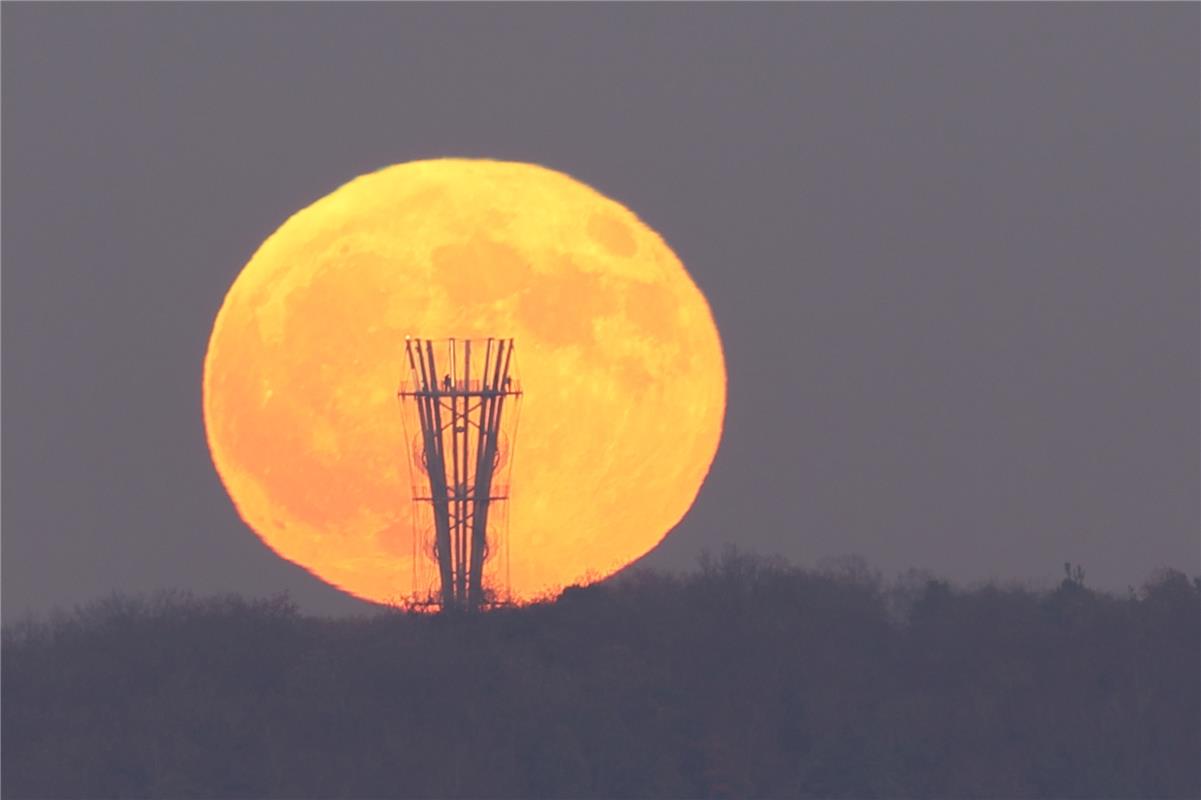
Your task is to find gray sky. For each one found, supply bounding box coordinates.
[3,4,1198,620]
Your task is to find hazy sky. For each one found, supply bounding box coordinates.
[3,4,1198,620]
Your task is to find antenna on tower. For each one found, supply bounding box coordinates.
[398,338,522,611]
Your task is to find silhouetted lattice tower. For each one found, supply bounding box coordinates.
[398,338,521,611]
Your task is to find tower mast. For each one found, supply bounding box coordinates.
[399,338,521,611]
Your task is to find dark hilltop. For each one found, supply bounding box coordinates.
[4,551,1198,799]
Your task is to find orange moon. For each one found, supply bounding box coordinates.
[203,159,726,605]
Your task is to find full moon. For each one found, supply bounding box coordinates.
[203,159,726,605]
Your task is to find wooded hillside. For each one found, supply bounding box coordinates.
[4,553,1198,798]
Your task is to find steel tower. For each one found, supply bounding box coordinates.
[398,338,521,611]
